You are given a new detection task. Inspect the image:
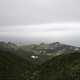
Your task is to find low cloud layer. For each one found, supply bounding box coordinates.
[0,0,80,46]
[0,22,80,46]
[0,22,80,32]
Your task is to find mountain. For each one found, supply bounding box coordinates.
[0,41,80,64]
[0,41,80,80]
[0,42,39,80]
[40,51,80,80]
[27,42,80,64]
[47,42,80,55]
[0,42,36,61]
[0,41,18,53]
[10,41,80,64]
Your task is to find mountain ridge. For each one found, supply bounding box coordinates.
[0,41,80,80]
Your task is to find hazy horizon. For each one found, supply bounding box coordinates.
[0,0,80,46]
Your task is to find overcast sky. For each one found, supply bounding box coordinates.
[0,0,80,46]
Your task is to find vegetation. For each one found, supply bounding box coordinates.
[0,42,38,80]
[0,42,80,80]
[40,51,80,80]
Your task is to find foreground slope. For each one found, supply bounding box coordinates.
[0,47,38,80]
[40,51,80,80]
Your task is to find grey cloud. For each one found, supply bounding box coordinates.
[0,22,80,32]
[0,0,80,26]
[0,0,80,46]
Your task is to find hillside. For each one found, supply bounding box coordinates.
[1,41,80,80]
[40,51,80,80]
[0,43,39,80]
[19,42,80,64]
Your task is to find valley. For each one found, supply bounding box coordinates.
[0,41,80,80]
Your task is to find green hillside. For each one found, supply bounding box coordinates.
[40,51,80,80]
[0,42,80,80]
[0,49,38,80]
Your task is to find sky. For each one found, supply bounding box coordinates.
[0,0,80,46]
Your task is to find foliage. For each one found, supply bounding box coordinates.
[0,42,80,80]
[40,51,80,80]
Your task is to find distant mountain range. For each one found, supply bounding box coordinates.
[48,42,80,54]
[32,42,80,63]
[0,41,80,63]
